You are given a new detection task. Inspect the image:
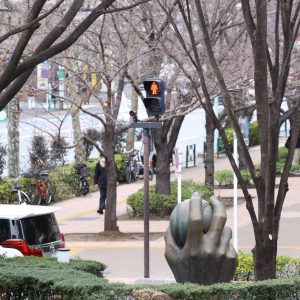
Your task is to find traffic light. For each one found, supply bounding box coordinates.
[143,79,165,117]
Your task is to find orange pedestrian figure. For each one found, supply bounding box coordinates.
[150,81,159,95]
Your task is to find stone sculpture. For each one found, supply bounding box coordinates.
[165,192,238,285]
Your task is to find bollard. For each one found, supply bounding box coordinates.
[57,248,70,263]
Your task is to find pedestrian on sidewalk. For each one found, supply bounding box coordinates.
[94,156,107,215]
[285,131,300,164]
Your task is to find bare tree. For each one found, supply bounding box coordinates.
[164,0,300,280]
[0,0,149,111]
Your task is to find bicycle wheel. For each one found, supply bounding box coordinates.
[125,164,132,183]
[43,181,52,205]
[30,191,42,205]
[20,191,31,204]
[80,179,89,196]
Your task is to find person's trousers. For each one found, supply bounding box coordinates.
[293,148,300,165]
[99,187,107,210]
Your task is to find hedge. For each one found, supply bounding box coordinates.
[1,255,300,299]
[0,256,110,299]
[127,180,213,217]
[224,122,260,152]
[0,154,127,204]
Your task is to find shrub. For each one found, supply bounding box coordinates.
[234,252,300,281]
[223,122,260,153]
[50,135,68,166]
[0,256,111,299]
[215,170,233,186]
[29,134,49,172]
[83,128,101,160]
[249,122,260,146]
[278,146,288,162]
[215,169,252,186]
[127,180,213,217]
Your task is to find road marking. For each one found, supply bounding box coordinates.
[57,209,96,223]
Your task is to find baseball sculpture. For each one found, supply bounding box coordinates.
[165,192,238,285]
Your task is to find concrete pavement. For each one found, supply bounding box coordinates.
[53,138,300,283]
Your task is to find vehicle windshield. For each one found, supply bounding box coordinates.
[0,219,11,243]
[21,214,60,245]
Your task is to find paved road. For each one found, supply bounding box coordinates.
[53,139,300,284]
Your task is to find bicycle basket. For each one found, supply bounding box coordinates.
[80,166,88,177]
[76,164,88,176]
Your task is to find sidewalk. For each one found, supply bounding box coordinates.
[53,139,300,283]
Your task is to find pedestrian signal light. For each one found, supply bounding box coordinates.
[143,79,165,117]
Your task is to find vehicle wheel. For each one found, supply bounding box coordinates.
[43,182,52,205]
[20,191,31,204]
[125,165,132,183]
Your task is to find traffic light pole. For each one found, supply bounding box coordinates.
[143,128,150,278]
[130,121,161,279]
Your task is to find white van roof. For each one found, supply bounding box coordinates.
[0,204,60,220]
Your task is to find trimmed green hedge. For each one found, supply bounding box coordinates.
[215,169,252,186]
[224,122,260,152]
[277,146,300,173]
[127,180,213,217]
[114,278,300,299]
[1,254,300,299]
[0,256,110,299]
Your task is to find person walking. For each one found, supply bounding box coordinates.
[285,131,300,164]
[94,157,107,214]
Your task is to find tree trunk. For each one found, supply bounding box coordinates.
[71,113,85,162]
[7,97,20,177]
[153,116,184,195]
[103,125,119,231]
[205,112,214,186]
[127,85,138,151]
[155,142,172,194]
[253,231,277,280]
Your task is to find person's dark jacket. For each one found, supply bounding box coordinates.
[285,135,300,149]
[94,162,107,189]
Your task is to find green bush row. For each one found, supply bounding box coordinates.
[235,252,300,281]
[215,169,252,186]
[1,254,300,299]
[0,155,127,204]
[277,146,300,173]
[224,122,260,152]
[127,180,213,217]
[0,256,111,299]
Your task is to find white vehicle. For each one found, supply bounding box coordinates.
[0,204,65,257]
[0,245,23,257]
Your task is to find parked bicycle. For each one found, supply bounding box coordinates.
[122,149,153,183]
[30,170,52,205]
[10,177,31,204]
[75,163,89,196]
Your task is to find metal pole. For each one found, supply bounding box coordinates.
[233,132,238,251]
[143,128,150,278]
[177,149,182,204]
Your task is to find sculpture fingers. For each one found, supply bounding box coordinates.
[207,196,227,241]
[164,226,180,262]
[217,226,233,255]
[185,192,204,248]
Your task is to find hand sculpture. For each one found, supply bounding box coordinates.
[164,192,238,285]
